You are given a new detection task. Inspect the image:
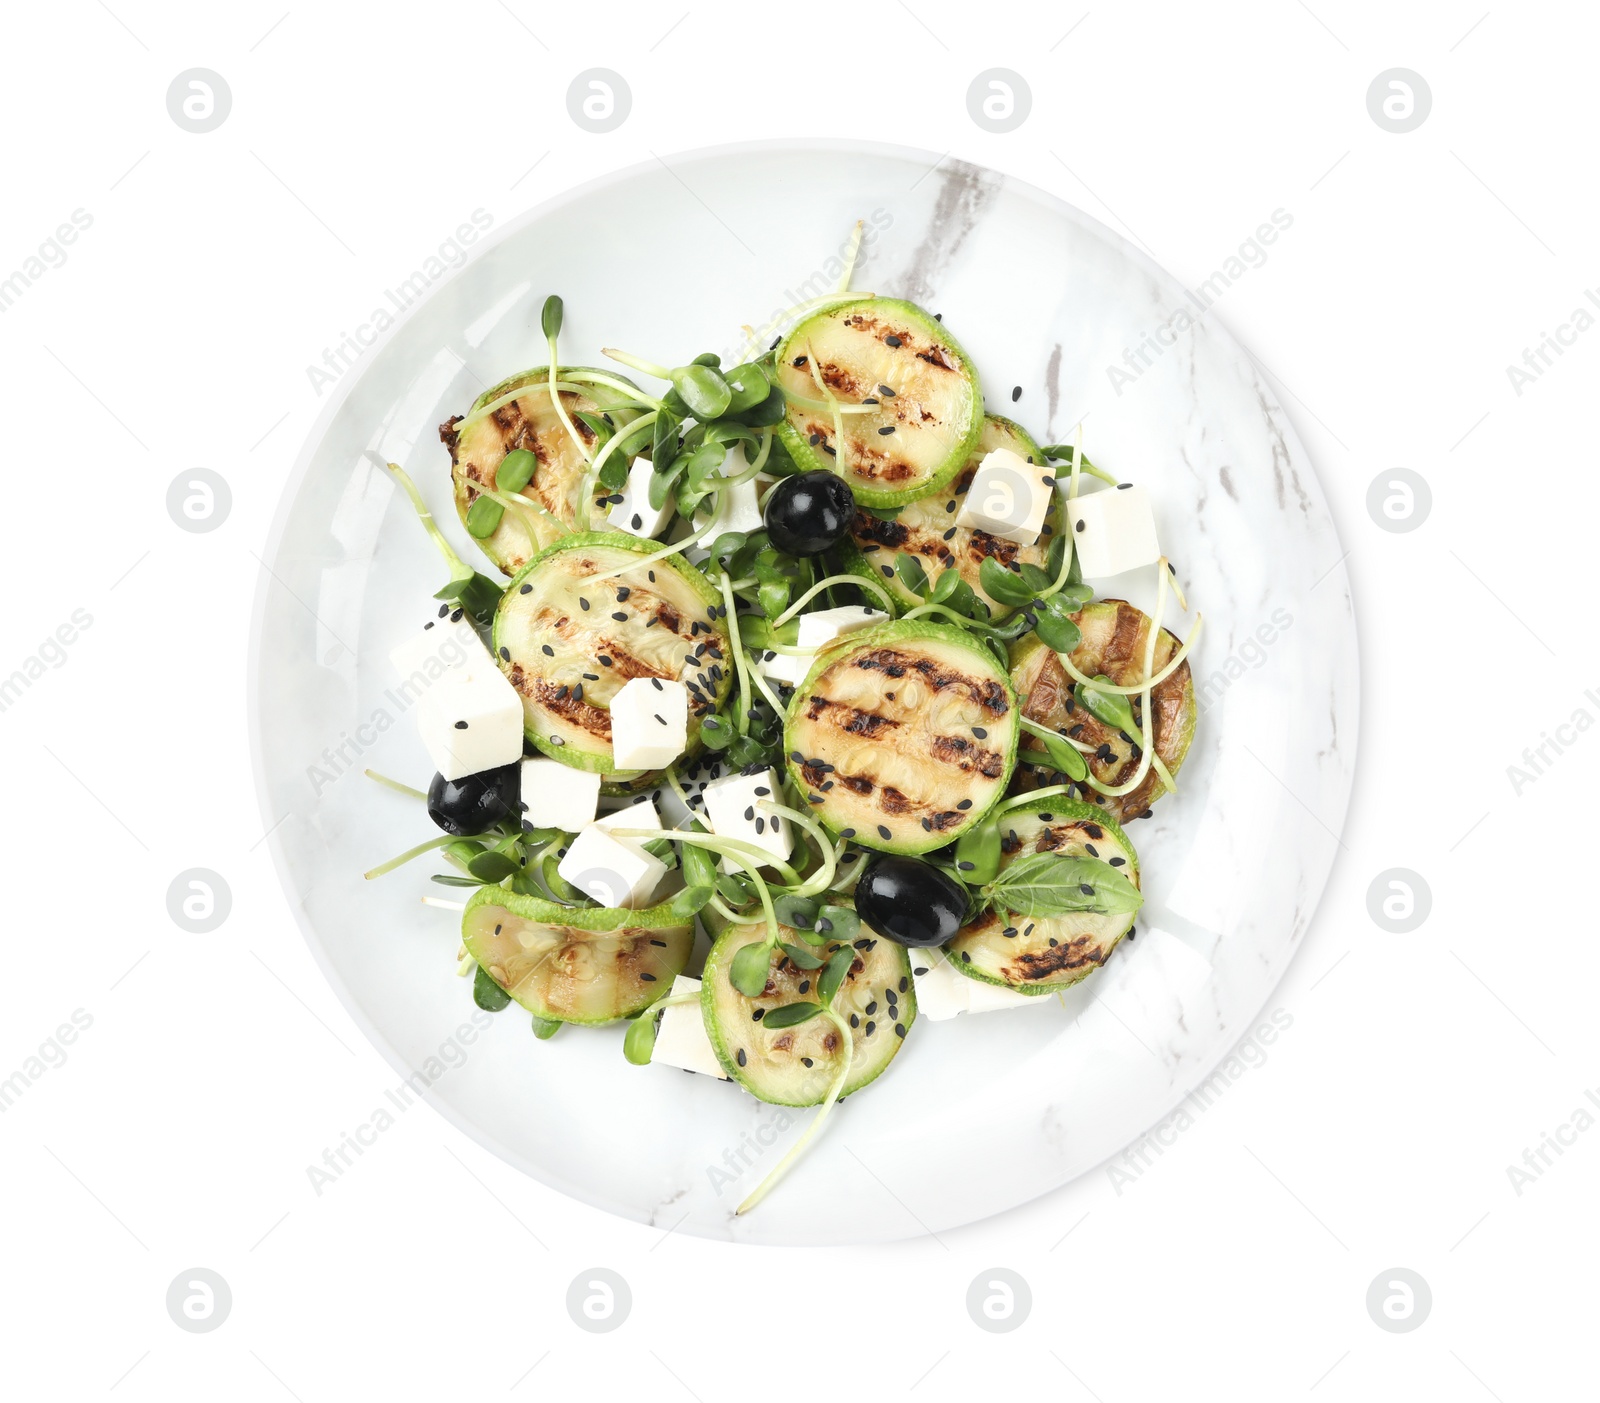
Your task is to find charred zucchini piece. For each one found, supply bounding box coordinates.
[440,367,645,577]
[851,414,1049,615]
[493,532,731,777]
[700,919,915,1106]
[774,298,983,508]
[946,795,1139,992]
[784,620,1018,854]
[461,888,693,1024]
[1010,599,1196,821]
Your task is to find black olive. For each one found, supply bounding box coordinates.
[426,764,519,836]
[854,855,967,948]
[764,470,855,556]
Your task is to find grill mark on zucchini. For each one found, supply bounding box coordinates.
[1013,600,1196,820]
[785,621,1018,853]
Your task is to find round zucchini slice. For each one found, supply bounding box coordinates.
[784,620,1018,854]
[440,367,645,577]
[700,920,916,1106]
[1011,599,1196,821]
[774,298,983,508]
[493,532,732,776]
[946,795,1140,993]
[461,888,692,1024]
[851,414,1050,616]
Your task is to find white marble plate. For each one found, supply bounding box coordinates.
[249,141,1357,1244]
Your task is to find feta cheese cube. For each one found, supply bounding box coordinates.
[796,604,888,653]
[556,824,667,909]
[607,457,673,540]
[955,448,1051,545]
[908,948,1058,1019]
[389,614,494,682]
[593,795,664,836]
[651,976,729,1078]
[694,476,763,540]
[1062,483,1160,578]
[755,647,810,688]
[608,677,689,771]
[702,767,790,869]
[653,764,725,827]
[519,757,599,833]
[416,666,524,781]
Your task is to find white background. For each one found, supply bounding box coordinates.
[1,0,1595,1398]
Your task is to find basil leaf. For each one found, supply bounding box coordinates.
[729,941,771,997]
[986,853,1144,918]
[979,556,1034,608]
[954,817,1002,885]
[541,295,563,340]
[716,872,755,906]
[473,964,512,1012]
[818,946,856,1006]
[929,567,963,605]
[531,1014,562,1039]
[430,874,484,887]
[780,943,825,970]
[761,1001,822,1029]
[759,579,790,619]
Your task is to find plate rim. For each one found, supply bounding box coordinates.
[247,136,1360,1243]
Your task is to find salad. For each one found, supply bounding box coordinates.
[368,225,1203,1212]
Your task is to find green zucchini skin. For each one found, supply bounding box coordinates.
[492,532,730,779]
[783,619,1019,856]
[850,414,1050,617]
[774,298,984,508]
[441,367,645,577]
[700,919,916,1106]
[946,795,1140,993]
[461,887,693,1024]
[1009,599,1196,821]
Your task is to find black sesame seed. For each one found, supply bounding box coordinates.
[752,1008,765,1021]
[736,1048,746,1066]
[798,979,810,994]
[498,646,510,660]
[894,1023,906,1038]
[877,825,891,839]
[579,597,591,609]
[877,425,895,436]
[809,432,821,446]
[849,1013,859,1028]
[865,1001,877,1015]
[640,972,657,982]
[611,611,628,622]
[453,720,468,730]
[885,334,902,347]
[960,951,971,963]
[1109,856,1126,866]
[802,1056,814,1067]
[1075,520,1085,533]
[598,655,613,667]
[519,583,532,593]
[956,799,972,811]
[973,727,987,739]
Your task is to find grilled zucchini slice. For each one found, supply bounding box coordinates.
[946,795,1139,992]
[1011,599,1196,820]
[851,414,1050,616]
[700,919,915,1106]
[493,533,731,777]
[784,620,1018,854]
[461,888,692,1024]
[440,367,645,577]
[774,298,983,508]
